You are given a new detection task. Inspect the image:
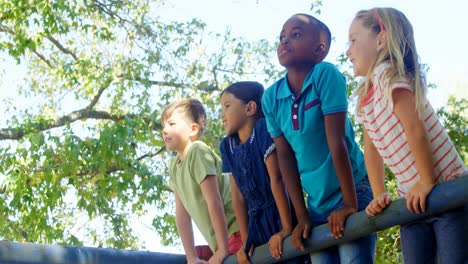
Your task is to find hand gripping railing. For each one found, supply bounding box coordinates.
[224,174,468,263]
[0,174,466,264]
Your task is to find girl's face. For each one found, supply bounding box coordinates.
[346,19,380,77]
[220,92,248,137]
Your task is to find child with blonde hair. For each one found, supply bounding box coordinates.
[347,7,467,263]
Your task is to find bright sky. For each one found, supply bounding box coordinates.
[150,0,468,254]
[1,0,467,255]
[159,0,468,109]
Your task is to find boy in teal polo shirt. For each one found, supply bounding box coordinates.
[262,14,376,263]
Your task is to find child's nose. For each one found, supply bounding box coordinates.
[345,48,351,57]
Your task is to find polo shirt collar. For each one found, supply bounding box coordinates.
[276,67,316,100]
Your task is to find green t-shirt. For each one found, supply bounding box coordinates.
[169,141,238,251]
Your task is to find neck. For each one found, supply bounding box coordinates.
[177,139,196,160]
[237,118,257,144]
[286,65,314,97]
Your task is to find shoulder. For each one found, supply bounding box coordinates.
[314,61,340,73]
[220,136,232,154]
[189,141,212,155]
[312,62,345,82]
[373,62,391,80]
[255,118,267,131]
[264,77,286,97]
[254,118,274,145]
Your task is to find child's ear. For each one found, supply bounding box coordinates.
[190,123,200,137]
[318,42,326,52]
[246,101,257,117]
[377,31,387,51]
[313,42,327,60]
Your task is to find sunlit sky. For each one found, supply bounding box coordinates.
[153,0,468,253]
[0,0,467,254]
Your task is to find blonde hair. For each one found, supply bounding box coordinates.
[354,7,427,116]
[161,98,207,139]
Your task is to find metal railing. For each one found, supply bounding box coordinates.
[0,174,466,264]
[224,174,468,263]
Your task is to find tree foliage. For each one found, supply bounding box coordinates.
[1,1,466,261]
[0,0,279,249]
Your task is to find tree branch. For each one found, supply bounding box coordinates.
[86,86,107,110]
[129,76,219,92]
[0,109,162,140]
[46,36,78,61]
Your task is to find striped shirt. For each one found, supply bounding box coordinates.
[357,62,467,196]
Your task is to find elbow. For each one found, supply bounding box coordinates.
[270,173,283,186]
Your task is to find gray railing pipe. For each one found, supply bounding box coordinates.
[0,242,186,264]
[224,174,468,264]
[0,174,466,264]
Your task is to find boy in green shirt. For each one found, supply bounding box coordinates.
[161,98,241,264]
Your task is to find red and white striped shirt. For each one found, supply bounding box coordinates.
[357,62,467,197]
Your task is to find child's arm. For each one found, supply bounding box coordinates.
[363,128,391,216]
[393,89,434,213]
[175,192,205,264]
[265,150,293,260]
[229,175,250,263]
[272,135,310,251]
[324,112,358,239]
[199,175,230,263]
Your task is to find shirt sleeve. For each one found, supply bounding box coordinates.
[315,63,348,115]
[190,143,220,185]
[262,82,283,138]
[374,63,413,108]
[256,119,276,161]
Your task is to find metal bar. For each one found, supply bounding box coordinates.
[0,242,186,264]
[0,174,466,264]
[224,174,468,264]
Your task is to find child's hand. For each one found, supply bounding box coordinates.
[235,247,251,264]
[291,218,312,251]
[366,192,392,216]
[327,206,357,239]
[406,180,434,214]
[268,229,290,260]
[208,249,229,264]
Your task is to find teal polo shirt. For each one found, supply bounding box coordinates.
[262,62,367,215]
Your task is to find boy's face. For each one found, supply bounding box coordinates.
[277,15,323,68]
[162,110,195,153]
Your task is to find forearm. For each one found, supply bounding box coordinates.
[175,199,198,262]
[270,178,293,232]
[364,131,386,197]
[231,183,249,247]
[392,89,434,185]
[276,147,308,220]
[329,139,358,209]
[406,127,434,184]
[206,199,230,253]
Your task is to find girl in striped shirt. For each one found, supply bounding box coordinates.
[346,7,467,263]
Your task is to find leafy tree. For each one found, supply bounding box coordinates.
[0,0,279,249]
[1,1,465,261]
